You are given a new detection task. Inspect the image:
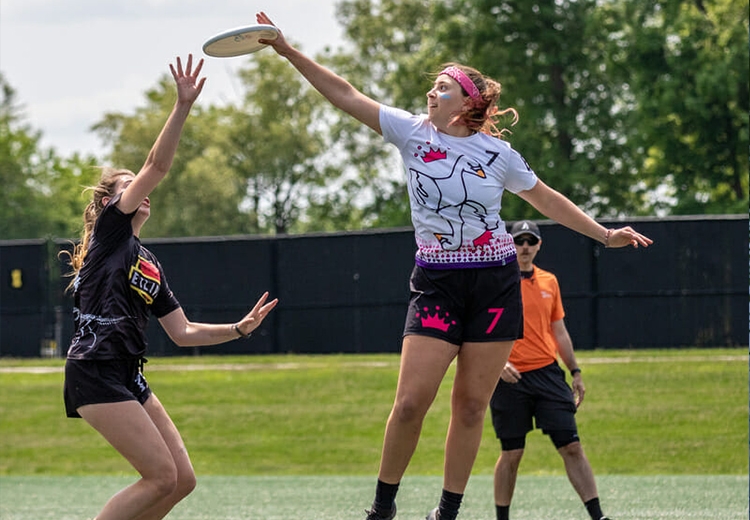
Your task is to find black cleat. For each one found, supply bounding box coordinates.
[365,503,397,520]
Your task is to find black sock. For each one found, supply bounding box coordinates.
[437,489,463,520]
[496,504,510,520]
[373,479,399,513]
[584,497,603,520]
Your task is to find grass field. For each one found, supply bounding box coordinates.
[1,475,747,519]
[0,348,747,518]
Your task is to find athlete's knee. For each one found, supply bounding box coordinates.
[149,469,179,499]
[391,395,429,424]
[452,394,488,427]
[498,447,524,470]
[174,467,197,499]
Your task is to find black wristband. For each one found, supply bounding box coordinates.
[570,367,581,376]
[233,323,251,339]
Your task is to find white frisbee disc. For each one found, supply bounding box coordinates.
[202,24,279,58]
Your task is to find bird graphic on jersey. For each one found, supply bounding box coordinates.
[408,153,499,251]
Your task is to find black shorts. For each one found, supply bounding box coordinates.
[64,358,152,418]
[403,263,523,346]
[489,361,577,439]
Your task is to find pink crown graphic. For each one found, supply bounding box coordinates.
[414,143,447,163]
[416,306,454,332]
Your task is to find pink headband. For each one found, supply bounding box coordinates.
[440,66,481,100]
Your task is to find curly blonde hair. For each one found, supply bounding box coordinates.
[61,167,134,290]
[436,62,519,138]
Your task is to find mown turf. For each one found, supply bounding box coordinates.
[0,349,746,477]
[0,475,747,519]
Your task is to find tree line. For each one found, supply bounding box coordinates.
[1,0,747,240]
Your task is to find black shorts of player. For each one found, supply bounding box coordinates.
[403,263,523,346]
[64,358,152,418]
[490,361,578,445]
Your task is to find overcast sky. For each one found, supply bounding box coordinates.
[0,0,344,158]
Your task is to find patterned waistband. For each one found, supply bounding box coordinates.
[415,252,517,270]
[414,232,517,269]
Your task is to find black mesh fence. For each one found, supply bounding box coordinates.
[1,216,746,357]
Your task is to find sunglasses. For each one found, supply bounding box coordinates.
[514,235,539,246]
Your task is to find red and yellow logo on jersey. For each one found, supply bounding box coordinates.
[129,256,161,305]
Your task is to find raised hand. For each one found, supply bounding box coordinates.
[256,11,294,57]
[169,54,206,105]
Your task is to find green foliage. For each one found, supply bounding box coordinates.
[604,0,749,214]
[334,0,749,218]
[225,53,329,234]
[0,349,745,476]
[1,1,747,239]
[92,79,250,238]
[0,75,100,240]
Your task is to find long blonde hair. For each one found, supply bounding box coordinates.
[61,167,134,290]
[437,62,519,138]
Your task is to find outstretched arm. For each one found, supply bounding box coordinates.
[517,180,653,249]
[117,54,206,214]
[257,11,382,134]
[158,292,278,347]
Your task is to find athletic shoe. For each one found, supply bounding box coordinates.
[364,503,396,520]
[425,507,439,520]
[599,517,611,520]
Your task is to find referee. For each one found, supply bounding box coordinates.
[489,220,611,520]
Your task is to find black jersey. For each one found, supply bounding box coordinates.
[66,194,180,360]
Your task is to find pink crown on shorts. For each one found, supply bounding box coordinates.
[417,306,454,332]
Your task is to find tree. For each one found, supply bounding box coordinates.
[0,74,99,240]
[332,0,748,218]
[603,0,749,214]
[334,0,645,221]
[93,78,250,238]
[224,53,331,234]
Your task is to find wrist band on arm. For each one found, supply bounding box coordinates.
[233,323,251,339]
[604,228,612,248]
[570,367,581,376]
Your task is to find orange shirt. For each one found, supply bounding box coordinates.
[508,265,565,373]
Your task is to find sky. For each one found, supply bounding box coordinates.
[0,0,344,158]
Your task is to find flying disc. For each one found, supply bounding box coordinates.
[202,24,279,58]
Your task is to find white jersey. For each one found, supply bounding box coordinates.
[380,105,538,269]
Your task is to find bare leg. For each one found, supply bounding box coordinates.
[131,393,196,520]
[377,335,458,484]
[78,400,179,520]
[443,340,513,492]
[494,448,524,506]
[558,441,599,502]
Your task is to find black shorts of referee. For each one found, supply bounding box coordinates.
[489,361,580,451]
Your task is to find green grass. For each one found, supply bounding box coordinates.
[0,349,747,518]
[0,475,747,519]
[0,349,746,476]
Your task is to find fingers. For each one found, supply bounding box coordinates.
[192,56,204,78]
[170,54,204,80]
[238,293,279,335]
[257,11,273,26]
[610,227,653,249]
[195,76,207,96]
[251,291,270,313]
